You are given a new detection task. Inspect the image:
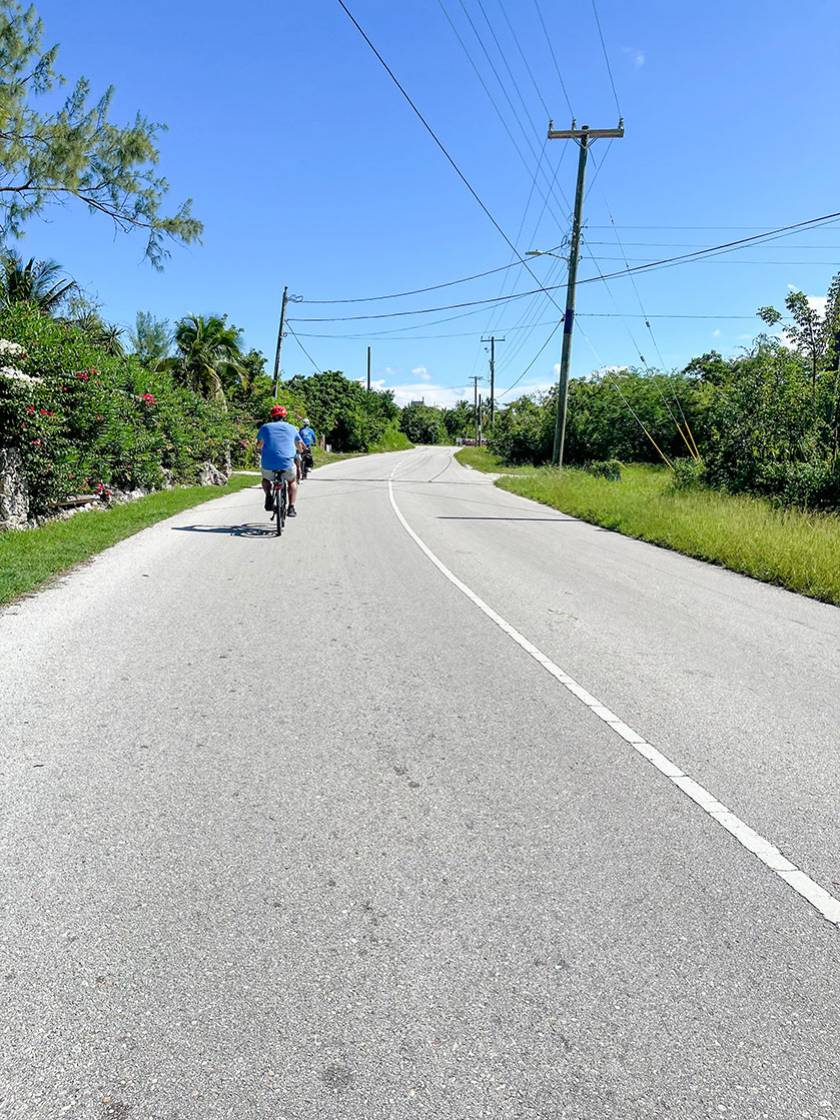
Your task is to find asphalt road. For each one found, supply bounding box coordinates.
[2,445,840,1119]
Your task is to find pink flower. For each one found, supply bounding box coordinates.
[76,371,89,382]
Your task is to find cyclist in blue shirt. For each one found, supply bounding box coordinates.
[257,404,304,517]
[298,418,316,477]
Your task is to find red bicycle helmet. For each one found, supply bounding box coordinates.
[270,405,287,419]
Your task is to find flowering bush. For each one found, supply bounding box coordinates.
[0,304,234,517]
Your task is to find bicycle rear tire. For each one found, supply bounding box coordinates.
[280,479,288,535]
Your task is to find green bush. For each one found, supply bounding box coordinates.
[0,303,233,516]
[586,458,622,481]
[487,395,551,464]
[399,401,447,445]
[670,457,705,491]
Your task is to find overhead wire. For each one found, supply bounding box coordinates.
[285,322,323,375]
[494,0,552,119]
[590,0,622,118]
[532,0,574,118]
[293,209,840,322]
[300,247,562,305]
[292,311,790,343]
[334,0,571,323]
[435,0,567,230]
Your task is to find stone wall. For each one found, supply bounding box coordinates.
[0,448,29,529]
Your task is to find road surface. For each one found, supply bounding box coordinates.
[2,446,840,1119]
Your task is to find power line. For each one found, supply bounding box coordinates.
[497,319,563,398]
[292,313,790,343]
[293,207,840,323]
[435,0,568,230]
[285,322,323,375]
[495,0,551,118]
[590,0,622,118]
[301,247,561,304]
[335,0,569,318]
[532,0,574,117]
[452,0,571,221]
[291,285,562,323]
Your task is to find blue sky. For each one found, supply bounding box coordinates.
[26,0,840,407]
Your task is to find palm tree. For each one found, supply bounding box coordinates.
[171,314,246,402]
[0,254,77,313]
[73,311,126,356]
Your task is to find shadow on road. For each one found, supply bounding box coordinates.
[171,522,276,538]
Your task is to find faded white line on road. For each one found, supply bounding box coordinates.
[388,459,840,928]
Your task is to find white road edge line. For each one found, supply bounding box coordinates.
[388,457,840,929]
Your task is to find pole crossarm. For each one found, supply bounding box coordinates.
[548,120,624,140]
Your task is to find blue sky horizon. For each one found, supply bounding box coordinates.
[25,0,840,407]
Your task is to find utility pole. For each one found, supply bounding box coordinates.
[366,346,371,391]
[547,120,624,465]
[272,285,289,399]
[478,393,483,446]
[469,375,482,446]
[481,335,504,428]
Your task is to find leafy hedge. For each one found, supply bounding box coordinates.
[0,303,233,516]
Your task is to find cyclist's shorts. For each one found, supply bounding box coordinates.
[261,466,296,482]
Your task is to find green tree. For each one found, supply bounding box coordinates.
[171,314,245,402]
[399,401,446,444]
[443,399,473,440]
[130,311,172,370]
[0,252,75,311]
[0,1,201,268]
[758,290,825,395]
[285,369,398,451]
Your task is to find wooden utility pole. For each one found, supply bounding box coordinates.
[547,120,624,466]
[366,346,371,391]
[481,335,504,428]
[272,285,289,399]
[470,375,482,446]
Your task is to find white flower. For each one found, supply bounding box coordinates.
[0,366,40,383]
[0,339,27,361]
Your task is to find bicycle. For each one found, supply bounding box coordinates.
[300,448,313,480]
[270,470,287,536]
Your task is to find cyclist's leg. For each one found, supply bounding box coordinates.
[261,469,273,511]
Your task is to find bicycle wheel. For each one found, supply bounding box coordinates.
[279,480,287,531]
[280,479,288,535]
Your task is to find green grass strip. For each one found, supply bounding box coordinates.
[496,463,840,606]
[0,473,256,606]
[454,446,534,475]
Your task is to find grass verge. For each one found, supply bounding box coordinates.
[0,473,256,607]
[497,463,840,606]
[454,446,535,475]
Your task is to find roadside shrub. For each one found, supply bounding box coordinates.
[755,459,840,511]
[0,303,234,516]
[585,458,622,481]
[670,457,705,491]
[487,395,551,464]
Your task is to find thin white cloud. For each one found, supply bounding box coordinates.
[712,328,721,338]
[622,46,645,68]
[411,365,432,381]
[389,382,472,409]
